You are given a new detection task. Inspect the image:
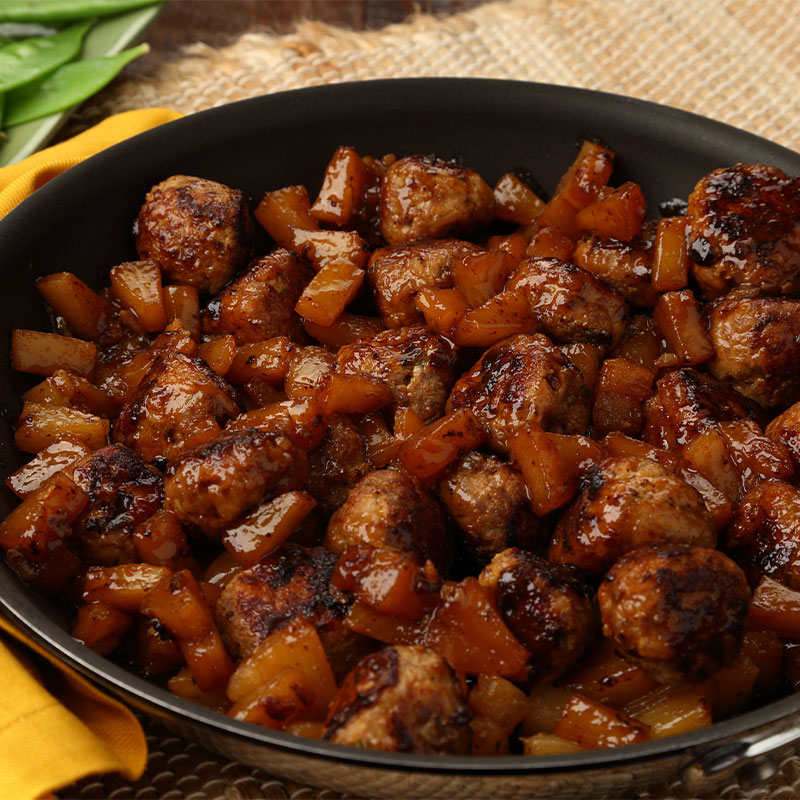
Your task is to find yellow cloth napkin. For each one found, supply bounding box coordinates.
[0,106,184,799]
[0,107,184,216]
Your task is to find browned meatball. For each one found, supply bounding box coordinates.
[507,257,627,348]
[324,644,471,753]
[572,222,658,308]
[324,468,452,573]
[114,351,241,463]
[686,164,800,298]
[550,457,716,575]
[202,249,311,344]
[306,416,371,516]
[642,368,754,451]
[598,545,750,683]
[164,428,307,536]
[337,325,458,423]
[380,155,494,246]
[478,548,598,680]
[216,544,370,678]
[767,401,800,469]
[70,444,163,565]
[706,289,800,409]
[437,452,542,564]
[135,175,252,294]
[367,239,480,328]
[725,480,800,589]
[447,333,590,453]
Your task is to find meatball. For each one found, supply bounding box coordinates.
[686,164,800,298]
[572,222,658,308]
[380,154,494,246]
[367,239,480,328]
[324,468,452,573]
[437,452,542,564]
[479,548,598,680]
[202,249,311,345]
[70,444,163,565]
[135,175,252,294]
[216,544,369,678]
[306,416,371,516]
[164,428,307,536]
[447,333,590,452]
[767,400,800,469]
[642,368,754,451]
[706,289,800,408]
[507,257,627,348]
[725,480,800,589]
[337,325,458,423]
[550,456,716,575]
[324,644,471,753]
[598,545,750,683]
[114,351,241,463]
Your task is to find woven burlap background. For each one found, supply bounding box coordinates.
[63,1,800,797]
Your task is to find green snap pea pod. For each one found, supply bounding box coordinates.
[0,19,93,94]
[0,23,59,39]
[4,43,148,127]
[0,0,161,24]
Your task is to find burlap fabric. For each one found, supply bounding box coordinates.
[63,0,800,797]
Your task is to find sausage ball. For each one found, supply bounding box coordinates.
[337,325,458,423]
[216,544,370,679]
[686,163,800,298]
[114,351,241,463]
[447,333,590,452]
[767,400,800,470]
[70,444,163,565]
[324,468,452,573]
[479,548,598,680]
[598,545,750,683]
[135,175,253,294]
[437,452,542,564]
[706,289,800,408]
[507,257,627,348]
[380,154,494,246]
[550,456,716,575]
[725,480,800,589]
[202,249,312,344]
[324,644,471,753]
[164,428,307,536]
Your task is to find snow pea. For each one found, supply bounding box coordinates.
[4,43,148,127]
[0,0,162,24]
[0,19,93,94]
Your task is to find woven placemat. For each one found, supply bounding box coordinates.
[62,1,800,797]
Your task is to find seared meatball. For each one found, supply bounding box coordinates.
[135,175,252,294]
[598,545,750,683]
[114,351,241,462]
[572,222,658,308]
[216,544,369,678]
[380,155,494,246]
[324,468,451,573]
[550,456,716,575]
[324,644,471,753]
[164,428,307,536]
[643,368,754,451]
[367,239,480,328]
[767,400,800,469]
[202,249,311,344]
[686,164,800,298]
[507,257,627,348]
[725,480,800,589]
[447,333,590,453]
[706,289,800,408]
[306,416,371,516]
[437,452,542,564]
[337,325,458,423]
[479,548,598,680]
[71,444,163,565]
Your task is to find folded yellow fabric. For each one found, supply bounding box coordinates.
[0,107,184,217]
